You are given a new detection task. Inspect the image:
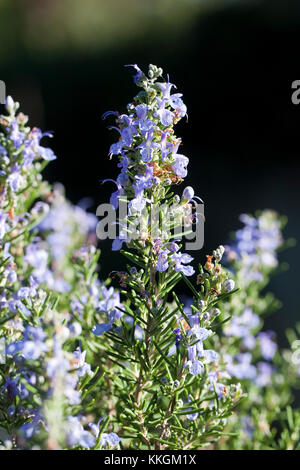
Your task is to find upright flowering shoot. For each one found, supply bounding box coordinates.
[93,65,241,450]
[103,63,199,273]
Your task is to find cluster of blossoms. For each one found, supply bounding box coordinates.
[221,212,282,388]
[225,211,283,285]
[39,184,98,263]
[103,64,199,276]
[0,97,55,195]
[211,211,300,449]
[0,98,121,449]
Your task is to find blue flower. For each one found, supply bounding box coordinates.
[9,119,24,149]
[19,414,41,439]
[226,353,256,380]
[137,132,159,162]
[258,331,277,360]
[172,252,195,276]
[92,322,112,336]
[133,165,154,197]
[156,251,169,273]
[189,327,212,342]
[109,141,123,158]
[172,154,189,178]
[156,108,174,127]
[157,81,175,100]
[189,359,204,376]
[159,130,173,161]
[255,362,273,387]
[7,167,24,192]
[169,93,187,117]
[72,347,91,377]
[201,350,220,363]
[100,432,121,448]
[101,178,123,209]
[125,64,144,84]
[224,279,235,292]
[66,416,96,449]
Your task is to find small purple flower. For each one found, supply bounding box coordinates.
[1,376,19,399]
[72,347,91,377]
[211,382,227,399]
[100,432,121,448]
[172,154,189,178]
[137,132,159,162]
[157,81,174,101]
[133,165,154,197]
[9,120,24,149]
[109,141,123,158]
[135,104,148,121]
[129,193,147,213]
[92,322,113,336]
[172,252,195,276]
[19,417,40,439]
[226,353,257,380]
[7,169,24,192]
[190,327,212,342]
[173,328,182,347]
[159,130,173,161]
[66,416,95,449]
[156,251,169,272]
[258,331,277,360]
[156,108,174,127]
[38,146,56,161]
[255,362,273,387]
[189,359,204,376]
[201,349,219,363]
[188,345,196,362]
[169,93,187,117]
[101,178,123,209]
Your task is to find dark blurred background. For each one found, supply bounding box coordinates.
[1,0,299,340]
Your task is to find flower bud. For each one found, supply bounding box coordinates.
[31,202,50,219]
[212,308,221,317]
[130,267,138,275]
[7,406,15,417]
[214,245,225,261]
[182,186,194,202]
[6,96,15,114]
[224,279,235,292]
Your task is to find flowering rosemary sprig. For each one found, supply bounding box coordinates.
[93,64,241,450]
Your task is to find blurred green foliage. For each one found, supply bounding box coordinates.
[0,0,247,62]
